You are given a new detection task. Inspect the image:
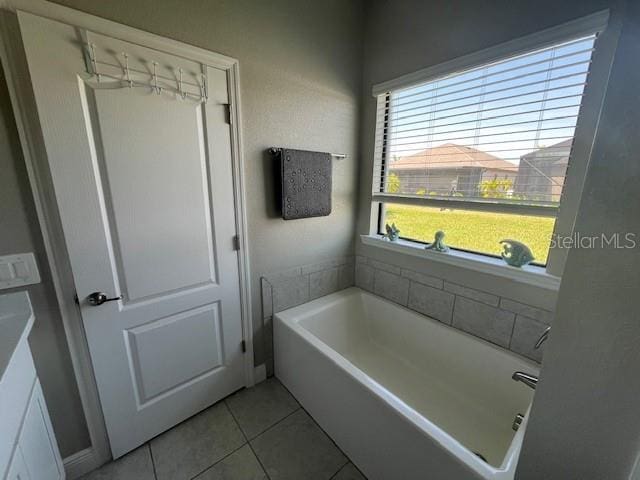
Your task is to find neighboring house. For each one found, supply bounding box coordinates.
[513,139,573,203]
[388,143,517,197]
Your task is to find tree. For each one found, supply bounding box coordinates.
[387,173,400,193]
[480,177,514,199]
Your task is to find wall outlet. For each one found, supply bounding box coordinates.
[0,253,41,290]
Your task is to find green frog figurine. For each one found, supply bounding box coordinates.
[383,223,400,242]
[425,230,449,252]
[500,239,535,267]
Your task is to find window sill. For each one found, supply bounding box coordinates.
[360,234,561,291]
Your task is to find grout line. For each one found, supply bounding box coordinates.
[247,440,272,480]
[223,400,248,442]
[331,458,352,479]
[187,442,248,480]
[185,402,250,480]
[232,380,311,480]
[274,376,299,399]
[224,378,301,443]
[364,255,553,314]
[235,397,276,480]
[295,402,351,478]
[247,406,302,442]
[190,442,248,480]
[273,377,352,468]
[147,443,159,480]
[328,459,351,480]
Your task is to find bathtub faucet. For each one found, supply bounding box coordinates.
[512,371,538,389]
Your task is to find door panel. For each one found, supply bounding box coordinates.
[88,87,217,300]
[17,11,246,457]
[126,303,223,404]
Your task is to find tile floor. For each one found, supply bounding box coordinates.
[80,378,367,480]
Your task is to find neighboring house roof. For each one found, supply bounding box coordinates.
[519,138,573,166]
[389,143,516,172]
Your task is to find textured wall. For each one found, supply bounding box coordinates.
[517,2,640,477]
[3,0,363,457]
[0,67,90,456]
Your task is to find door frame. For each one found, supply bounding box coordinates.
[0,0,255,475]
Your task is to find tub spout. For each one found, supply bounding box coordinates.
[512,371,538,389]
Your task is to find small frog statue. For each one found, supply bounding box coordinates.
[425,230,449,252]
[500,239,535,267]
[383,223,400,242]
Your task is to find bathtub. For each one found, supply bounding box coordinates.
[274,287,538,480]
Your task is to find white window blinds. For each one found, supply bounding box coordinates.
[372,34,598,216]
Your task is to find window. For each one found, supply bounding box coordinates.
[372,32,600,266]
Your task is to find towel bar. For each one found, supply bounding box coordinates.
[268,147,346,159]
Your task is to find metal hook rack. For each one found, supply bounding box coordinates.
[84,43,208,103]
[122,52,133,88]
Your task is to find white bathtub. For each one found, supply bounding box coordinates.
[274,287,538,480]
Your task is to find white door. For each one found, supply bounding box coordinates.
[16,11,247,457]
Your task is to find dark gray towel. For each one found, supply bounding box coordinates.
[280,148,332,220]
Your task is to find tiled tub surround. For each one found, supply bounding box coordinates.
[355,255,553,363]
[261,256,356,373]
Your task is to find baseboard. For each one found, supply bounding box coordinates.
[64,447,104,479]
[254,363,267,384]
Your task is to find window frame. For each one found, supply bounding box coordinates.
[368,10,619,277]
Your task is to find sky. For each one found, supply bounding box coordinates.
[379,35,596,167]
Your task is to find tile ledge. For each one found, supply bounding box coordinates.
[360,235,560,292]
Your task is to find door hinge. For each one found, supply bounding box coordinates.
[241,340,246,353]
[225,103,232,125]
[233,234,241,251]
[73,293,79,305]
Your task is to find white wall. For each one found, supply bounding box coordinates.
[2,0,364,457]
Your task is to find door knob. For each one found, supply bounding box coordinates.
[87,292,122,306]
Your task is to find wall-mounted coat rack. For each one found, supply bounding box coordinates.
[83,43,208,103]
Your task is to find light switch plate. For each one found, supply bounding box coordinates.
[0,253,41,290]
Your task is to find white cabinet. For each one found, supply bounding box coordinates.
[5,448,29,480]
[1,292,64,480]
[10,382,64,480]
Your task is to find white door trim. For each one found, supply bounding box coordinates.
[0,0,254,472]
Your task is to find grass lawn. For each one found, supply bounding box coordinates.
[384,204,555,265]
